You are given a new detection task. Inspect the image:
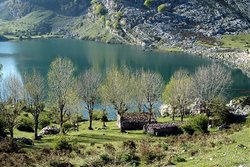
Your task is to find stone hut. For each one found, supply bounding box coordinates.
[117,112,157,130]
[143,122,183,136]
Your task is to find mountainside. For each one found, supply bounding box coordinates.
[0,0,250,46]
[0,0,250,75]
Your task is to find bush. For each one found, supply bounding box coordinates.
[93,3,107,15]
[39,115,51,129]
[0,138,21,153]
[144,0,155,8]
[181,115,209,135]
[55,137,72,152]
[63,122,74,133]
[209,97,230,126]
[246,117,250,127]
[103,143,116,154]
[157,4,167,13]
[92,110,103,120]
[123,140,136,151]
[0,115,6,137]
[17,117,34,132]
[138,141,158,164]
[162,143,169,151]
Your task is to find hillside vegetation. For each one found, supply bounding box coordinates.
[0,0,249,51]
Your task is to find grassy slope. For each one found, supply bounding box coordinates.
[220,34,250,51]
[13,117,250,167]
[180,127,250,167]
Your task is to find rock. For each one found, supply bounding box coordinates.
[217,123,228,131]
[159,104,173,117]
[39,126,60,136]
[237,144,247,149]
[15,137,33,145]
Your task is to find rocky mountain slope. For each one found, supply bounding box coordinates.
[0,0,250,74]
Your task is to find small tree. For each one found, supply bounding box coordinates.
[138,70,164,123]
[78,69,102,130]
[192,64,232,115]
[99,68,133,132]
[163,70,193,121]
[24,69,46,140]
[2,73,24,138]
[48,57,77,134]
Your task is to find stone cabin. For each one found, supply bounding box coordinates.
[143,122,183,136]
[117,112,157,130]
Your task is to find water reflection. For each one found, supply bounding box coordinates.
[0,55,22,79]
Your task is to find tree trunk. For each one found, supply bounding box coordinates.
[34,116,39,140]
[9,127,14,138]
[88,110,93,130]
[119,114,126,133]
[60,107,64,134]
[181,108,184,122]
[148,103,153,124]
[172,110,175,121]
[102,121,106,128]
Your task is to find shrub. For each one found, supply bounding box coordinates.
[162,143,169,151]
[144,0,155,8]
[17,116,34,132]
[0,115,6,137]
[100,153,111,164]
[55,137,72,152]
[63,122,73,133]
[157,4,167,13]
[138,141,158,164]
[246,117,250,127]
[39,115,51,129]
[181,115,208,135]
[123,140,136,151]
[0,138,21,153]
[173,156,186,162]
[103,143,116,154]
[93,3,107,15]
[181,123,195,135]
[209,97,230,126]
[92,110,103,120]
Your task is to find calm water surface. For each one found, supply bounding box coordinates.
[0,39,249,119]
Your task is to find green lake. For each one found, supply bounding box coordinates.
[0,39,249,99]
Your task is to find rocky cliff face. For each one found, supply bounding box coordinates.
[91,0,250,48]
[0,0,250,48]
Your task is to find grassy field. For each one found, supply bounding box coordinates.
[220,34,250,51]
[9,116,250,167]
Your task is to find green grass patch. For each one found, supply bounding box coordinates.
[220,33,250,51]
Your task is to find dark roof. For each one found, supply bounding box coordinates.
[123,112,156,123]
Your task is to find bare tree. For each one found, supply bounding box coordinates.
[99,68,133,132]
[2,73,24,138]
[78,69,102,130]
[48,57,77,134]
[138,70,164,123]
[132,71,144,112]
[24,69,46,140]
[192,64,232,114]
[163,70,193,121]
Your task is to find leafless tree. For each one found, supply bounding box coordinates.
[2,73,24,138]
[192,64,232,114]
[99,68,133,132]
[137,70,164,123]
[78,69,102,130]
[163,70,193,121]
[24,69,46,140]
[48,57,77,134]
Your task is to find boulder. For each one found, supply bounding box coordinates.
[15,137,33,145]
[159,104,173,117]
[39,126,60,136]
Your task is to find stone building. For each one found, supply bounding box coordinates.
[117,112,157,130]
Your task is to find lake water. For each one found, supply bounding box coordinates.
[0,39,250,119]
